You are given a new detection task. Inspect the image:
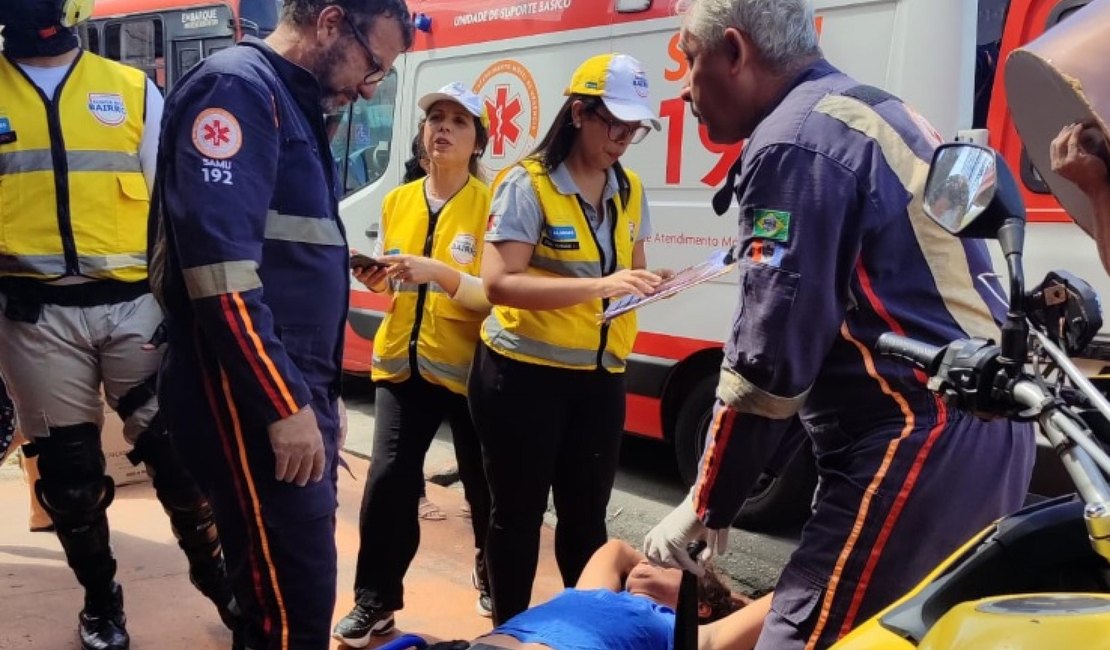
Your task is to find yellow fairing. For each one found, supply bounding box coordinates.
[918,594,1110,649]
[0,52,148,282]
[832,525,996,649]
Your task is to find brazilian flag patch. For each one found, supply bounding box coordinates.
[752,209,791,242]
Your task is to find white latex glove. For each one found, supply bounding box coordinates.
[643,494,729,576]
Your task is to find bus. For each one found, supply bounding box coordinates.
[79,0,280,91]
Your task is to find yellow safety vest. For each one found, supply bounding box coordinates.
[372,176,491,395]
[0,51,148,282]
[481,159,642,373]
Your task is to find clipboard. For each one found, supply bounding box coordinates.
[601,249,737,323]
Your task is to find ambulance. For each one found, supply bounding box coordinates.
[76,0,1097,529]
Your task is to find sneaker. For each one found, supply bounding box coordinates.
[79,583,129,650]
[472,568,492,619]
[331,604,395,648]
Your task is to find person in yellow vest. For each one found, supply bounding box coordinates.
[332,82,495,647]
[0,2,234,649]
[469,52,665,625]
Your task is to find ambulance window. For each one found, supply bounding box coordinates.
[329,69,399,196]
[104,19,166,90]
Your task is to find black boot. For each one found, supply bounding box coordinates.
[129,424,240,630]
[79,582,129,650]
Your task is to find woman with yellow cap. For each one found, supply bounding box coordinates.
[333,82,495,647]
[470,53,665,624]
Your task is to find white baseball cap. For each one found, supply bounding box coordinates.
[417,81,490,129]
[565,53,661,131]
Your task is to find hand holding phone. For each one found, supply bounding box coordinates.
[350,253,386,271]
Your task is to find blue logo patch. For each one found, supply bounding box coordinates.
[0,117,10,134]
[546,225,578,241]
[385,248,402,256]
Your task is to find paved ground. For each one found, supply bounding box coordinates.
[0,451,565,650]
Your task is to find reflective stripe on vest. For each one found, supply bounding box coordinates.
[371,177,491,395]
[0,150,141,174]
[482,159,642,372]
[0,52,148,282]
[483,315,625,371]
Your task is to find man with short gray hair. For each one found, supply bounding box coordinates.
[644,1,1035,647]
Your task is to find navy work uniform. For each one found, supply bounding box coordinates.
[151,37,348,650]
[694,60,1035,650]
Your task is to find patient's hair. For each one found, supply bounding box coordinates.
[426,642,470,650]
[699,564,743,623]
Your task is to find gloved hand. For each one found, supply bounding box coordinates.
[643,493,729,576]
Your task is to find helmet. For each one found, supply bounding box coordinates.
[0,0,94,30]
[60,0,95,27]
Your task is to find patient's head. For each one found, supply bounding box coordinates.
[625,559,741,623]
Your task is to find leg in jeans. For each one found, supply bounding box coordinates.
[468,345,563,625]
[550,370,625,587]
[353,377,449,611]
[448,392,490,576]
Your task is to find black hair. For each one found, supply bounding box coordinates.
[425,643,470,650]
[529,94,632,206]
[281,0,415,50]
[402,128,428,183]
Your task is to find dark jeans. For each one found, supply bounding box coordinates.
[468,345,625,624]
[353,375,490,611]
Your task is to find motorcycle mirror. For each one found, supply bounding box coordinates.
[922,143,1025,243]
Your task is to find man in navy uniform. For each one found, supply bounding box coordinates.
[150,1,412,648]
[643,1,1035,649]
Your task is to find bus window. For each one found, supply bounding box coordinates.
[104,18,165,90]
[79,23,101,54]
[329,70,400,196]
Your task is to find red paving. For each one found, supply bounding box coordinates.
[0,453,564,649]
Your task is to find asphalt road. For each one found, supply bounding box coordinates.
[341,379,798,597]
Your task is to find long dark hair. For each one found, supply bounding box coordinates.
[529,94,632,206]
[407,111,491,183]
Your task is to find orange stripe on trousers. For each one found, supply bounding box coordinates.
[804,323,916,650]
[217,367,291,650]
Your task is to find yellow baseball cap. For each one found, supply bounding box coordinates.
[565,53,661,131]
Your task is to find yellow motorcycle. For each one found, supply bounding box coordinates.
[833,142,1110,649]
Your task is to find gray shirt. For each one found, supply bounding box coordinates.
[485,162,652,267]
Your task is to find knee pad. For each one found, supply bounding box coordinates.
[34,423,114,520]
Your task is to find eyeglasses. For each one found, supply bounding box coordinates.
[342,11,389,86]
[591,109,651,145]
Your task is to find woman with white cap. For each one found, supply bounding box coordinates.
[470,52,666,624]
[333,81,495,647]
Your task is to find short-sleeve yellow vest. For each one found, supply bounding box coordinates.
[481,159,642,373]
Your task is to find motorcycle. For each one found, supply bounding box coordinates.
[831,142,1110,649]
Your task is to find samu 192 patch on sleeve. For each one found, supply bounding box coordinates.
[751,209,791,242]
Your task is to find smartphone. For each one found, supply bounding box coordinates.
[350,253,386,271]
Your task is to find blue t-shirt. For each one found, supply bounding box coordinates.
[491,589,674,650]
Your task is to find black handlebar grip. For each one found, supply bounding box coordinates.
[876,333,943,372]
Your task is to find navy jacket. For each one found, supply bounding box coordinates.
[151,37,348,442]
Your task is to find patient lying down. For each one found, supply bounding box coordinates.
[429,539,771,650]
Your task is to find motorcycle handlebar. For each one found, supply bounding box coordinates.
[875,333,943,372]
